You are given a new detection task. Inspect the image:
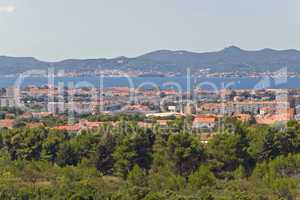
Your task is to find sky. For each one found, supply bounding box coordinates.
[0,0,300,61]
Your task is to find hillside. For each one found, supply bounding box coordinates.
[1,46,300,75]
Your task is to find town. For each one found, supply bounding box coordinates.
[0,85,298,135]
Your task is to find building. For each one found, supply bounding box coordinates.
[79,120,102,130]
[53,120,104,133]
[233,113,252,122]
[146,112,184,118]
[32,112,53,118]
[53,124,81,132]
[0,119,16,129]
[26,122,44,129]
[255,109,294,125]
[199,101,290,116]
[156,120,170,127]
[192,115,218,130]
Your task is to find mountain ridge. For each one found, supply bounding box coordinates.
[1,46,300,75]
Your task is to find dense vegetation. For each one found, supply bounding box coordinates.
[0,118,299,199]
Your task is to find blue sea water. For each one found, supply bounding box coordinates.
[0,76,299,91]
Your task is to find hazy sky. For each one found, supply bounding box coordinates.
[0,0,299,61]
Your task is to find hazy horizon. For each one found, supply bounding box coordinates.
[1,45,300,62]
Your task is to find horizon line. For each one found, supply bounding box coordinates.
[1,45,299,63]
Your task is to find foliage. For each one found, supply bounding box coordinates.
[0,118,299,199]
[189,165,216,190]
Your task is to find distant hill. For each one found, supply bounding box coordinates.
[1,46,300,75]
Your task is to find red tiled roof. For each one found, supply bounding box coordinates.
[53,124,81,132]
[157,120,170,126]
[162,90,178,95]
[193,115,217,124]
[26,122,44,129]
[80,120,102,129]
[234,113,251,122]
[32,112,53,118]
[0,119,16,129]
[256,113,292,125]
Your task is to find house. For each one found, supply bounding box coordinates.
[20,112,33,119]
[138,122,154,129]
[146,112,184,118]
[79,120,102,130]
[156,120,170,127]
[192,115,218,130]
[162,90,178,96]
[53,120,104,133]
[52,124,81,132]
[233,113,252,122]
[32,112,53,118]
[168,106,177,113]
[259,107,273,115]
[256,113,291,125]
[110,87,131,96]
[0,119,16,129]
[26,122,44,129]
[123,105,150,113]
[199,101,286,116]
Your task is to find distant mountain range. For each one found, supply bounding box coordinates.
[1,46,300,75]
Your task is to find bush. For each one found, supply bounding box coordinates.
[189,165,216,190]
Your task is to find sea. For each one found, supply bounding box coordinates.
[0,75,299,91]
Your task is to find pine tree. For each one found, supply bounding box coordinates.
[127,165,148,187]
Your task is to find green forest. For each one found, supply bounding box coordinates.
[0,117,299,200]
